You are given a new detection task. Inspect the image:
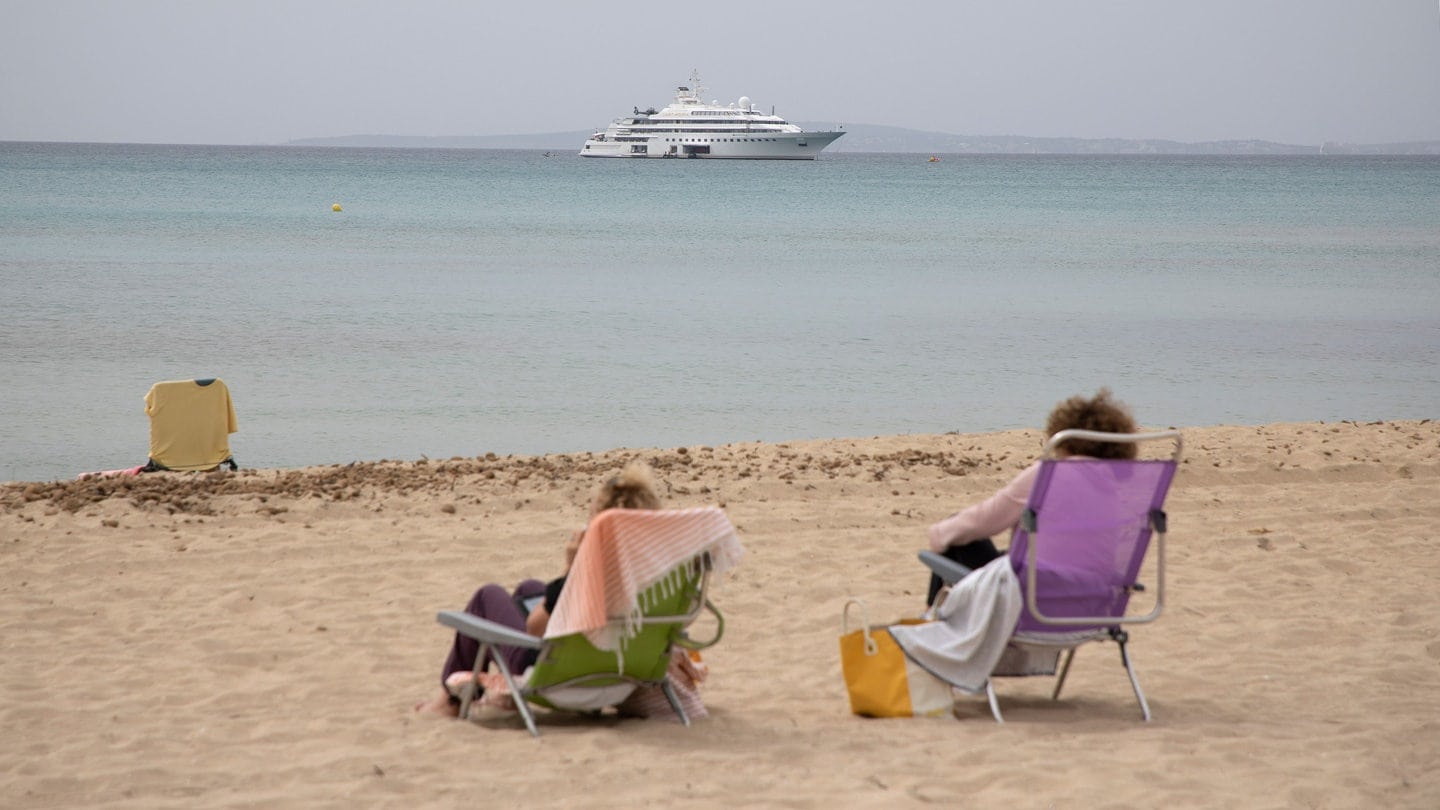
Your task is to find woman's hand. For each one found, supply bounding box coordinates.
[564,527,585,570]
[526,603,550,637]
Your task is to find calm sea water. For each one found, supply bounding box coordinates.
[2,142,1438,482]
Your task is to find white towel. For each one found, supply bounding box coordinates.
[888,557,1023,694]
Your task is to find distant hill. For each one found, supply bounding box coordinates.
[285,131,589,150]
[284,125,1440,156]
[812,124,1322,155]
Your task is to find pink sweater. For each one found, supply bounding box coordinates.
[927,461,1042,553]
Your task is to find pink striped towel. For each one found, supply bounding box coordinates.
[77,466,144,480]
[545,507,743,651]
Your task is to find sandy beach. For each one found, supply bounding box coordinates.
[2,419,1437,808]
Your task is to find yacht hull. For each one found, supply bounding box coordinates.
[581,131,844,159]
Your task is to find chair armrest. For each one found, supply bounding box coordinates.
[674,598,725,651]
[436,610,544,649]
[918,550,973,585]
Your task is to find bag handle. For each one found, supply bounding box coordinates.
[842,599,879,656]
[925,584,952,621]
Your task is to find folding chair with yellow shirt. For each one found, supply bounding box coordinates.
[142,378,239,472]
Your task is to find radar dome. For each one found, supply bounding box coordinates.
[739,96,752,111]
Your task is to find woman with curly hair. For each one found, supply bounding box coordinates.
[923,389,1138,606]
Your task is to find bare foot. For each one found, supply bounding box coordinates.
[413,688,459,717]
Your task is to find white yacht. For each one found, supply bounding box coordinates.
[580,72,844,159]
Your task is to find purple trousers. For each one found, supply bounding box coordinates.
[441,579,546,690]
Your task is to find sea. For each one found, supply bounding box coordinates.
[2,141,1438,483]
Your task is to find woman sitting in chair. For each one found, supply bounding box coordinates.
[415,461,664,717]
[924,388,1138,607]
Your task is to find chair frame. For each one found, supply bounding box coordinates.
[436,552,723,737]
[923,429,1182,722]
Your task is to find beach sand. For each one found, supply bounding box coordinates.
[2,419,1437,808]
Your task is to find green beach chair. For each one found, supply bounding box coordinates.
[436,506,743,736]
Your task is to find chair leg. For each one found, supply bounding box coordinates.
[458,643,490,720]
[1052,647,1077,701]
[985,681,1004,723]
[488,647,540,737]
[1115,633,1152,722]
[660,678,691,727]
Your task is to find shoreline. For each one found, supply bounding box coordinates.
[3,419,1437,807]
[1,416,1424,490]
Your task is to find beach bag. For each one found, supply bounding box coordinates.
[839,599,953,718]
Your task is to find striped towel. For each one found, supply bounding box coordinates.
[616,648,710,722]
[545,507,743,651]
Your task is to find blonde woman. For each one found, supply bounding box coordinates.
[416,461,663,717]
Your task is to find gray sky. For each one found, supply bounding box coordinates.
[3,0,1439,146]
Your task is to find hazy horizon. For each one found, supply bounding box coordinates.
[3,1,1440,147]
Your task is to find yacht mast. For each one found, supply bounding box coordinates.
[689,69,706,103]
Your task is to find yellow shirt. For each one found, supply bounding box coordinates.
[144,379,238,470]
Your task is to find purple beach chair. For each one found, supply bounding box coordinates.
[920,429,1182,722]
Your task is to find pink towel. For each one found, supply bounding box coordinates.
[545,507,743,650]
[76,465,144,480]
[616,648,710,721]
